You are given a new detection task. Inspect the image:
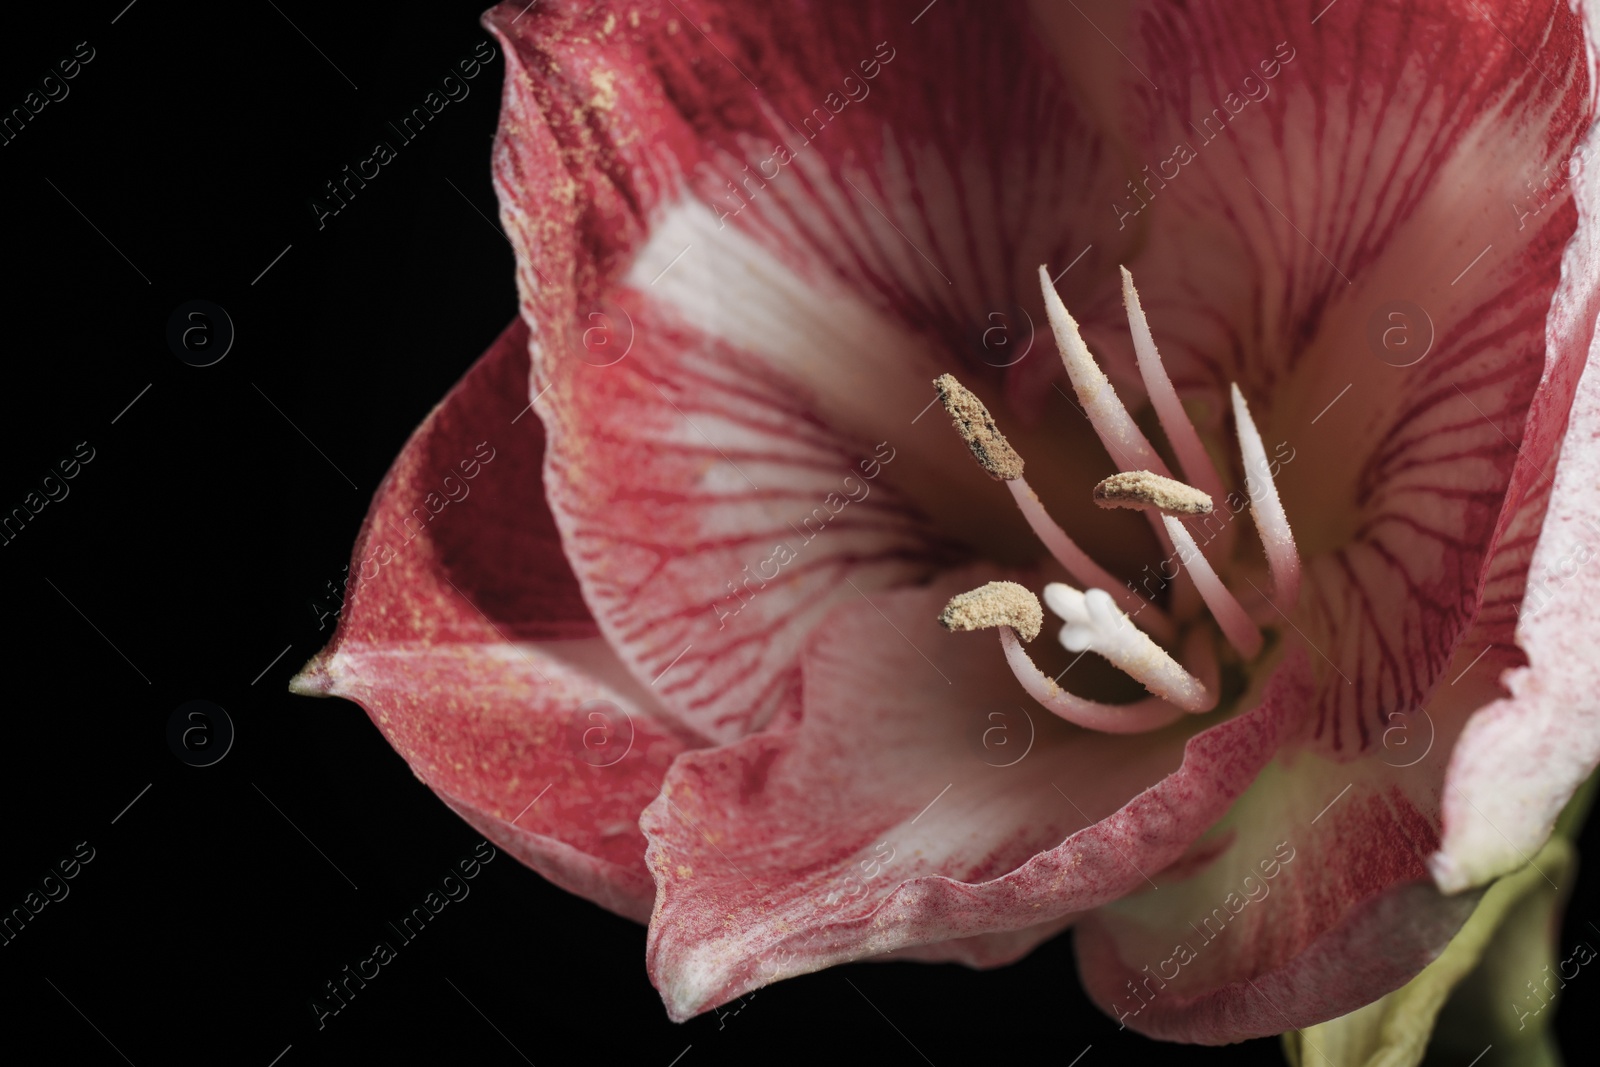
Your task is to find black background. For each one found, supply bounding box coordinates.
[0,2,1595,1064]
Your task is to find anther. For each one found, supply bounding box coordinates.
[939,581,1043,643]
[1093,470,1213,516]
[936,584,1196,734]
[934,374,1024,481]
[1040,266,1187,576]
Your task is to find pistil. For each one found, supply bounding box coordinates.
[1042,583,1214,711]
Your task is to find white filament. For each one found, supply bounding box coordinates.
[1038,265,1170,477]
[1121,267,1228,503]
[1231,384,1301,609]
[937,273,1303,739]
[1160,516,1263,659]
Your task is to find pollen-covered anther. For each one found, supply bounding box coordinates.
[933,374,1024,481]
[1093,470,1213,516]
[938,581,1043,643]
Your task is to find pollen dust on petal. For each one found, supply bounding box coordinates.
[588,69,618,112]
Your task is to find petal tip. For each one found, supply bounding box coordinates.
[288,652,336,697]
[654,943,738,1024]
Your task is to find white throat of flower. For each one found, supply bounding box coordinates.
[936,267,1302,735]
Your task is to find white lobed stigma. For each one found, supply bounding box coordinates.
[1042,584,1214,712]
[933,266,1302,735]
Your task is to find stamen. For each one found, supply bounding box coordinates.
[1230,384,1302,609]
[1037,265,1169,478]
[1160,516,1263,659]
[1094,470,1213,516]
[1041,584,1215,712]
[933,374,1024,481]
[1120,267,1229,502]
[938,581,1043,643]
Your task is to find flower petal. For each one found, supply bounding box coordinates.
[486,0,1128,373]
[296,316,597,646]
[291,319,698,921]
[484,0,1139,741]
[1068,652,1506,1042]
[1281,836,1575,1067]
[639,571,1313,1020]
[1433,248,1600,890]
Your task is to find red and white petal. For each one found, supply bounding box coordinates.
[1045,0,1591,756]
[530,294,962,740]
[1077,868,1478,1044]
[1432,175,1600,890]
[486,0,1129,377]
[321,639,691,921]
[639,572,1313,1020]
[875,915,1078,968]
[484,0,1137,741]
[301,317,598,646]
[1073,657,1500,1042]
[292,319,699,921]
[1019,0,1600,1036]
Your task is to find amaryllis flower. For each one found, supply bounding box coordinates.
[292,0,1600,1047]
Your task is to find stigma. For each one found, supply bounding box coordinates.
[934,266,1301,734]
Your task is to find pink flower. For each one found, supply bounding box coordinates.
[292,0,1600,1045]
